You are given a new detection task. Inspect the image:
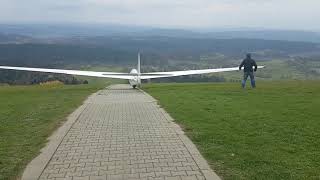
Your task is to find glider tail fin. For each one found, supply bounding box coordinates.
[138,52,141,75]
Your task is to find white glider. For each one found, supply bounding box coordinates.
[0,53,264,88]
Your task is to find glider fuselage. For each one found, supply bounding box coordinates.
[129,69,141,88]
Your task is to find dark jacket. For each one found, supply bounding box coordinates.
[239,58,257,72]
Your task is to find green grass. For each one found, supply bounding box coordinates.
[143,81,320,180]
[0,83,105,180]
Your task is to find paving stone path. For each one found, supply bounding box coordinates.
[22,84,220,180]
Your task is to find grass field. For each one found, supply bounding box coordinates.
[144,81,320,180]
[0,83,105,180]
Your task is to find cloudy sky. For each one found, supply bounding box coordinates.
[1,0,319,31]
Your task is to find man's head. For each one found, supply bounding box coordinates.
[246,53,251,59]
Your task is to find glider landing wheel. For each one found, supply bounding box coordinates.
[132,85,137,89]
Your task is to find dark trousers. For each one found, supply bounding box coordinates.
[242,71,255,88]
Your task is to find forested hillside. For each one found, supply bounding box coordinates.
[0,37,319,66]
[0,34,320,85]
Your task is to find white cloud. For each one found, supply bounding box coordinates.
[0,0,320,31]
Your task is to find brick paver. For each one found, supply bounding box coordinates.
[23,84,220,180]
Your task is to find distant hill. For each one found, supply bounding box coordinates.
[0,24,148,37]
[0,33,34,44]
[206,30,320,43]
[0,37,319,69]
[1,24,320,43]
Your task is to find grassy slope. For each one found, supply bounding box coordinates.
[144,81,320,180]
[0,83,104,180]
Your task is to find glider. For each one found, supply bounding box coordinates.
[0,53,264,88]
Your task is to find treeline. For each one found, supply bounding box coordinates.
[0,37,319,68]
[63,36,319,56]
[0,44,136,67]
[0,70,88,85]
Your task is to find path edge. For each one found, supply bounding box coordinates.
[138,88,221,180]
[21,91,101,180]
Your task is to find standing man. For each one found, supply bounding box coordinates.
[239,53,258,88]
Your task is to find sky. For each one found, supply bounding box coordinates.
[1,0,320,31]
